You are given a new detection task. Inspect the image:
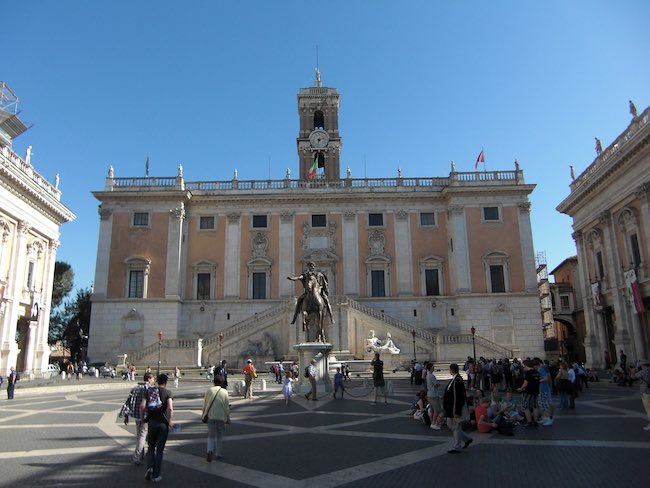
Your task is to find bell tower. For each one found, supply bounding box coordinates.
[297,69,341,180]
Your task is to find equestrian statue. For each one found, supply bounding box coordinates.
[287,261,334,343]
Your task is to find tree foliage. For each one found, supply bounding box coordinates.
[50,287,92,362]
[51,261,74,309]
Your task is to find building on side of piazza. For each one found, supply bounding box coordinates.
[88,73,544,368]
[558,103,650,369]
[0,82,76,376]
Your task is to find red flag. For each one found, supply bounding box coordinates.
[475,149,485,169]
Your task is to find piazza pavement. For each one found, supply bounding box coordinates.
[0,370,647,488]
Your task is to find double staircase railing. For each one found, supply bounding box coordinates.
[129,296,513,363]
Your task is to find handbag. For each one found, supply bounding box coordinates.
[202,387,220,423]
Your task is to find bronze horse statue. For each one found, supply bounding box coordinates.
[300,274,326,342]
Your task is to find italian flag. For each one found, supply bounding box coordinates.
[308,156,318,179]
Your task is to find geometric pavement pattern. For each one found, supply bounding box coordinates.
[0,374,648,487]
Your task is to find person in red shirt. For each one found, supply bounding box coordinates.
[475,397,496,433]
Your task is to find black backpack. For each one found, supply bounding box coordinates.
[304,366,310,378]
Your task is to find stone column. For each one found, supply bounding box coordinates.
[2,222,30,357]
[34,239,59,372]
[23,322,38,374]
[635,182,650,279]
[279,211,295,297]
[600,211,634,356]
[448,205,471,293]
[342,211,359,296]
[574,230,602,367]
[224,213,241,298]
[165,204,186,299]
[517,202,538,293]
[394,210,413,295]
[92,207,113,298]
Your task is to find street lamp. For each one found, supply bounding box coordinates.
[219,333,224,364]
[470,326,477,363]
[411,330,417,362]
[157,331,163,378]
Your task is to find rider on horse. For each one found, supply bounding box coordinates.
[287,261,335,325]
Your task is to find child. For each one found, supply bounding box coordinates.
[282,370,294,405]
[333,367,345,399]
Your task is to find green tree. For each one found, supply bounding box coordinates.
[51,261,74,309]
[53,287,92,362]
[49,261,75,344]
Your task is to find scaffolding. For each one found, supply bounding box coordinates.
[0,81,31,145]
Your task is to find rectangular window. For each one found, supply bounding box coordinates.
[596,251,604,279]
[483,207,500,221]
[133,212,149,227]
[371,270,386,297]
[560,295,570,310]
[199,216,215,230]
[252,215,267,228]
[197,273,211,300]
[630,233,641,267]
[490,265,505,293]
[420,212,435,226]
[425,269,440,296]
[128,270,144,298]
[252,272,266,299]
[368,213,384,227]
[311,214,327,227]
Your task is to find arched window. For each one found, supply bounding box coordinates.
[313,111,325,130]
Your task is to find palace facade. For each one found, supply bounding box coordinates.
[88,74,544,368]
[0,82,76,376]
[558,104,650,368]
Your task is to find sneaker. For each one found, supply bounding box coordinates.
[463,438,473,449]
[430,423,441,430]
[542,418,554,426]
[144,468,153,481]
[152,476,163,483]
[536,418,545,424]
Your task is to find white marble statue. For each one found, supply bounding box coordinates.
[365,330,400,355]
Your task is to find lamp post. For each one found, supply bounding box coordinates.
[156,331,163,378]
[411,330,417,362]
[470,326,476,363]
[219,333,224,364]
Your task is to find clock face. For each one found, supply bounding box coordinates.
[309,130,329,149]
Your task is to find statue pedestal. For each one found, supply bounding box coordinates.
[293,342,333,393]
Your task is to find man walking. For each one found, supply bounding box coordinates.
[120,372,155,464]
[242,359,256,399]
[304,359,318,401]
[443,363,472,454]
[141,373,174,483]
[517,359,541,428]
[371,353,387,405]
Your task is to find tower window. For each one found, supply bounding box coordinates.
[196,273,211,300]
[252,215,268,228]
[368,213,384,227]
[199,216,215,230]
[312,214,327,227]
[489,265,506,293]
[313,110,325,130]
[128,270,144,298]
[133,212,149,227]
[420,212,435,226]
[425,269,440,296]
[483,207,500,221]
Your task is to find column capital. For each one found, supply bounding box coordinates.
[170,204,186,221]
[447,205,464,216]
[280,211,294,223]
[395,209,409,221]
[98,206,112,221]
[517,202,532,214]
[227,212,241,224]
[343,211,356,222]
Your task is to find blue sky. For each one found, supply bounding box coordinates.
[4,1,650,291]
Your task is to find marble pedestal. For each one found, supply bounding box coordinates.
[293,342,333,394]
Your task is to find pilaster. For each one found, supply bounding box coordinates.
[224,213,241,298]
[342,211,359,295]
[92,207,113,298]
[517,202,538,292]
[394,210,413,295]
[165,204,185,299]
[448,205,471,293]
